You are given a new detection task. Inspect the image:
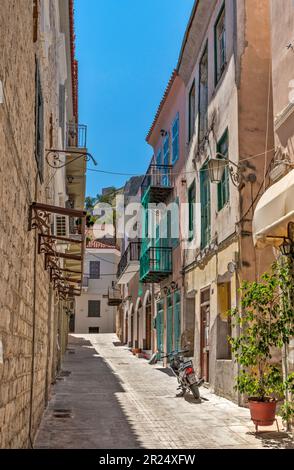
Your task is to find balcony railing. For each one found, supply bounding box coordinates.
[140,246,172,283]
[117,242,141,280]
[141,164,174,203]
[108,286,122,306]
[66,123,87,149]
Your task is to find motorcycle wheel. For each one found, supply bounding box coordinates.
[190,383,200,400]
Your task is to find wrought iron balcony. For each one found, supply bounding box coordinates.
[141,164,174,203]
[140,246,172,283]
[66,123,87,149]
[117,242,141,284]
[108,286,122,306]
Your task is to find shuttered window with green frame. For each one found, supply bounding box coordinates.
[200,162,211,249]
[217,129,229,211]
[167,197,179,248]
[188,181,196,241]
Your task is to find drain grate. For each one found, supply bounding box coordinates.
[59,370,71,377]
[53,409,72,419]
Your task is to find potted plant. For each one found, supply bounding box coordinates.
[230,263,294,430]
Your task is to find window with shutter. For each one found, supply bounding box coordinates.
[217,129,230,211]
[89,261,100,279]
[89,327,99,334]
[200,163,211,249]
[163,135,170,186]
[198,45,208,144]
[35,60,44,183]
[88,300,101,317]
[172,114,179,164]
[215,4,226,85]
[55,215,68,237]
[33,0,38,43]
[59,84,66,144]
[188,181,196,241]
[188,81,196,142]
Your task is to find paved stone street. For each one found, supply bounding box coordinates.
[34,334,293,449]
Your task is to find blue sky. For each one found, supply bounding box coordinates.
[75,0,194,198]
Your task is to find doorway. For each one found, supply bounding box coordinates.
[200,287,210,382]
[145,303,152,350]
[131,313,134,347]
[166,294,173,355]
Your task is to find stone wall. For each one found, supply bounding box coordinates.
[0,0,70,448]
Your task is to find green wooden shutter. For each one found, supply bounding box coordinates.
[156,301,164,357]
[200,163,211,249]
[217,129,229,211]
[188,181,196,241]
[174,291,181,352]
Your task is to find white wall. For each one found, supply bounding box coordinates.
[74,248,120,334]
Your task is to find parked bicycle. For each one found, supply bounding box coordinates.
[161,348,204,399]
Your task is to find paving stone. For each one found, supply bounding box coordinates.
[34,334,294,449]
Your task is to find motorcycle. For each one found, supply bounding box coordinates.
[162,349,204,399]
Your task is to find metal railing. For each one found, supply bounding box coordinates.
[66,123,87,149]
[141,164,173,197]
[108,286,122,305]
[117,242,141,279]
[140,246,172,281]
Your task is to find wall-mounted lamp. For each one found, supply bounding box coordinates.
[207,152,256,188]
[67,175,74,184]
[278,222,294,257]
[163,286,169,295]
[170,281,178,291]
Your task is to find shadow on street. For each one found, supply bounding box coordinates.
[34,336,143,449]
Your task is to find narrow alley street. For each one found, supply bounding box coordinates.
[34,334,293,450]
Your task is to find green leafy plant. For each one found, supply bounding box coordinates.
[229,259,294,414]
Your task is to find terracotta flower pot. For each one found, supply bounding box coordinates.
[249,399,277,427]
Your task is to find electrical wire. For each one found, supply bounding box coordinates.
[86,147,276,179]
[87,251,120,266]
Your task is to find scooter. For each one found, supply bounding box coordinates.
[162,349,204,399]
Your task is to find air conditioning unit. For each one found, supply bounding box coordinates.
[53,214,69,239]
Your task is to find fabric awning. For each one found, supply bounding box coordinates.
[253,169,294,248]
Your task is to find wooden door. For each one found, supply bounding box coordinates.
[200,288,210,382]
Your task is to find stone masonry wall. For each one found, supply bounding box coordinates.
[0,0,69,448]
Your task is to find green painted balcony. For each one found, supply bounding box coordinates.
[140,246,172,283]
[141,164,174,204]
